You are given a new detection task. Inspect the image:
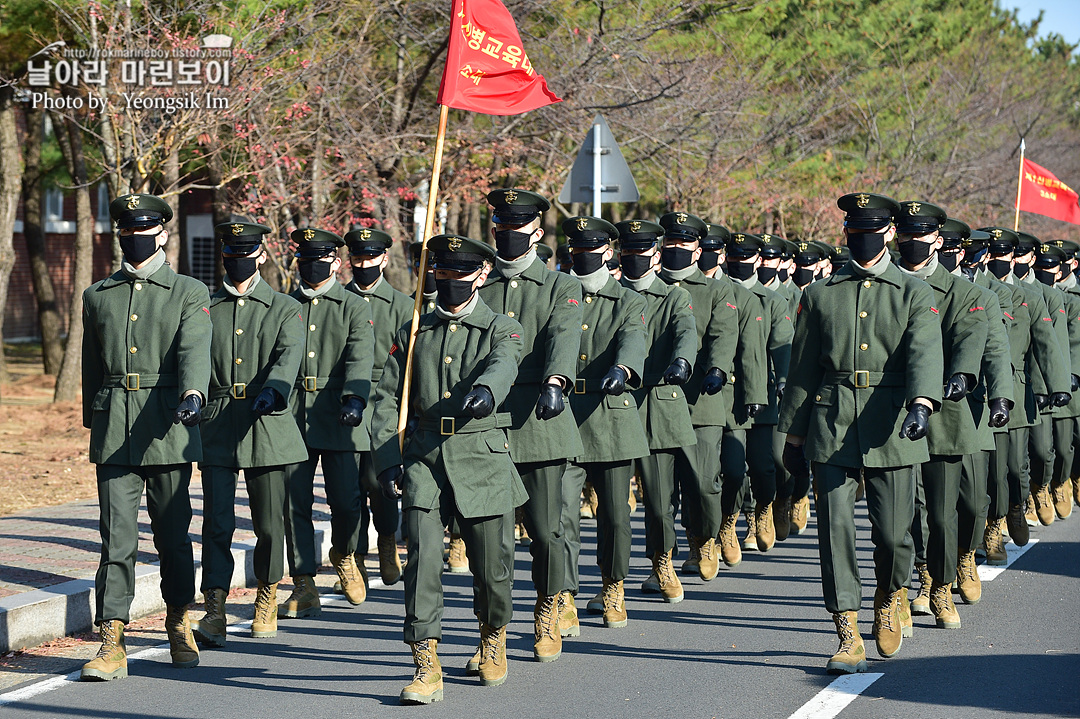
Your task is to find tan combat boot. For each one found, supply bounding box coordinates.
[400,639,443,704]
[446,534,469,573]
[164,605,200,668]
[1031,483,1055,525]
[601,577,627,628]
[377,534,403,586]
[515,507,531,547]
[1052,482,1073,520]
[898,587,913,637]
[742,511,758,551]
[654,549,684,603]
[984,518,1008,566]
[533,594,562,662]
[681,531,702,575]
[791,495,810,535]
[278,574,321,618]
[1006,504,1030,546]
[1074,477,1080,508]
[755,502,776,552]
[641,567,661,594]
[329,547,367,605]
[251,581,278,638]
[697,537,720,581]
[558,591,580,638]
[774,496,791,542]
[910,563,932,616]
[826,611,867,674]
[930,580,961,629]
[581,482,598,519]
[80,620,128,681]
[466,620,482,675]
[1025,492,1039,526]
[192,587,227,648]
[478,623,508,686]
[628,483,637,513]
[586,589,605,614]
[718,513,742,567]
[956,549,982,604]
[872,589,903,658]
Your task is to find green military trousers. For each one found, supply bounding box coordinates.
[518,460,568,597]
[1028,415,1055,490]
[95,463,195,624]
[402,483,514,643]
[638,448,691,557]
[988,432,1010,520]
[814,463,915,614]
[678,425,725,542]
[353,450,400,556]
[1008,426,1032,508]
[284,449,362,576]
[1051,417,1076,491]
[582,460,634,583]
[919,455,962,584]
[719,425,778,516]
[772,426,797,500]
[560,463,588,595]
[200,465,287,591]
[958,451,989,552]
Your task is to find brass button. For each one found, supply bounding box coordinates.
[860,343,869,351]
[582,324,589,331]
[444,356,453,364]
[443,391,451,399]
[363,296,370,302]
[510,280,518,288]
[129,346,137,354]
[312,298,319,305]
[671,391,678,398]
[859,311,867,318]
[504,442,509,449]
[449,324,458,332]
[129,314,138,321]
[585,296,593,303]
[863,280,871,288]
[235,358,243,365]
[674,281,681,286]
[235,329,244,335]
[308,351,315,358]
[580,353,587,361]
[508,311,515,318]
[815,394,822,401]
[623,399,630,406]
[238,298,246,306]
[134,283,142,291]
[309,324,316,331]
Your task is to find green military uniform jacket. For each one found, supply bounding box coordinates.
[976,271,1037,430]
[620,274,697,450]
[742,278,793,427]
[1056,273,1080,419]
[201,278,309,469]
[479,255,586,463]
[82,260,211,466]
[570,273,649,463]
[1022,273,1074,420]
[719,279,770,430]
[778,258,944,468]
[371,295,528,518]
[289,280,375,451]
[959,274,1013,452]
[999,274,1064,428]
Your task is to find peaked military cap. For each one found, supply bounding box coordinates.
[978,227,1019,254]
[345,227,392,256]
[410,241,425,264]
[563,216,618,248]
[702,224,730,251]
[292,228,344,258]
[727,232,764,259]
[939,218,971,242]
[960,230,991,264]
[759,233,786,258]
[216,221,271,254]
[779,238,800,259]
[1049,239,1080,260]
[487,188,550,225]
[659,211,708,242]
[616,220,664,251]
[896,201,948,235]
[428,234,495,272]
[1034,243,1067,268]
[830,245,850,264]
[110,193,173,229]
[792,239,828,265]
[1015,231,1040,255]
[535,243,554,262]
[837,192,900,230]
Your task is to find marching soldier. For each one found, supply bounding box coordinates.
[614,219,697,603]
[192,223,308,646]
[1048,238,1080,515]
[80,193,211,680]
[371,234,526,704]
[280,228,375,618]
[779,192,943,673]
[478,189,584,662]
[411,241,439,314]
[343,227,413,585]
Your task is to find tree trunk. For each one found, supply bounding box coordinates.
[208,137,230,288]
[53,96,95,403]
[22,106,64,375]
[0,86,25,385]
[163,139,181,269]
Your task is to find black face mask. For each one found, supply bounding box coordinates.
[298,258,334,285]
[435,277,475,307]
[846,232,887,264]
[1035,268,1058,286]
[987,259,1012,279]
[223,256,258,284]
[1013,262,1031,278]
[572,251,605,275]
[898,240,934,266]
[697,253,720,271]
[620,254,654,279]
[778,267,790,282]
[352,264,382,287]
[661,246,695,271]
[793,267,815,287]
[757,266,778,284]
[938,252,959,272]
[726,262,756,281]
[415,269,437,295]
[493,229,533,260]
[961,266,977,281]
[120,233,161,264]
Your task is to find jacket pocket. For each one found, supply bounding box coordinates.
[92,388,110,411]
[483,429,511,454]
[605,393,637,410]
[652,385,684,402]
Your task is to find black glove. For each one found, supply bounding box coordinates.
[746,403,765,419]
[535,382,565,420]
[339,395,366,426]
[701,367,727,396]
[776,380,786,402]
[377,466,403,500]
[251,387,279,416]
[1051,391,1072,408]
[662,358,691,386]
[601,365,628,395]
[782,441,810,480]
[899,403,931,440]
[174,394,203,427]
[1072,374,1080,392]
[462,385,495,419]
[1036,394,1051,411]
[942,373,970,402]
[988,397,1011,428]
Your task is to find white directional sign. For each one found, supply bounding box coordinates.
[558,113,639,217]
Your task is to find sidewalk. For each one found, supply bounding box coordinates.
[0,468,352,653]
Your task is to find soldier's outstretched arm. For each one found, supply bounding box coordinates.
[613,291,648,387]
[669,286,698,367]
[175,281,212,403]
[370,327,409,473]
[341,298,375,406]
[980,292,1014,405]
[474,316,525,407]
[945,293,988,385]
[1029,293,1070,395]
[903,282,944,409]
[777,291,823,440]
[541,275,583,388]
[263,298,305,410]
[704,283,737,379]
[80,301,103,429]
[737,292,769,406]
[768,292,794,388]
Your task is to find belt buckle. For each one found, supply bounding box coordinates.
[304,376,318,392]
[231,383,247,400]
[574,378,586,395]
[440,417,455,436]
[854,370,870,389]
[124,373,140,391]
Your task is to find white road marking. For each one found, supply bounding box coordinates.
[787,673,884,719]
[978,538,1038,581]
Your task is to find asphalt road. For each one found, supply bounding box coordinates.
[2,500,1078,719]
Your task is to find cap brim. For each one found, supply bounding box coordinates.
[221,243,262,255]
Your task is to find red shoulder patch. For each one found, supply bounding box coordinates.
[389,343,398,355]
[510,333,520,338]
[1043,317,1053,321]
[969,306,984,312]
[755,316,763,321]
[1060,308,1066,313]
[568,298,579,305]
[202,307,210,315]
[1004,311,1015,320]
[726,302,737,310]
[641,313,646,324]
[797,303,803,315]
[930,307,939,314]
[688,304,693,310]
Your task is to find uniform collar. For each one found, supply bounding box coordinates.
[486,255,548,286]
[417,294,497,332]
[211,276,275,307]
[349,276,395,303]
[293,279,346,303]
[827,259,903,288]
[621,272,667,296]
[100,261,176,290]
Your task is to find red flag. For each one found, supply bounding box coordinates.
[437,0,562,116]
[1018,157,1080,225]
